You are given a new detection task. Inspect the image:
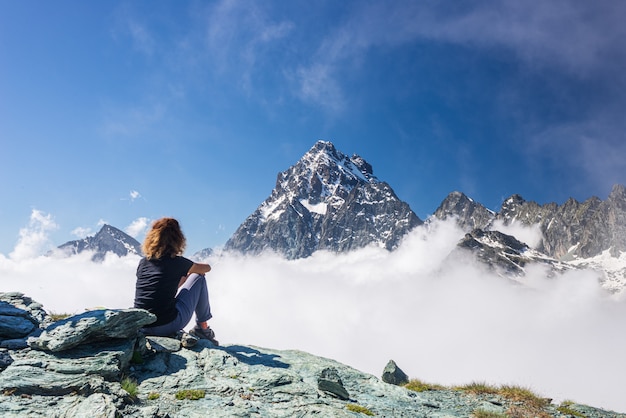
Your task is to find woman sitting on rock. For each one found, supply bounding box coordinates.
[133,217,218,345]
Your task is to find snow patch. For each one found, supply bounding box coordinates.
[300,199,327,215]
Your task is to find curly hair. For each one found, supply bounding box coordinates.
[142,218,187,259]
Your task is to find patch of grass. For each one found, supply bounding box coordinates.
[121,377,138,399]
[472,409,507,418]
[175,389,206,400]
[454,381,499,395]
[498,385,548,409]
[403,379,445,392]
[147,392,160,400]
[346,403,375,416]
[557,401,586,418]
[456,382,551,417]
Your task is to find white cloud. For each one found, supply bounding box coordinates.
[71,227,92,239]
[1,218,624,412]
[130,190,141,201]
[294,64,345,113]
[491,219,544,249]
[125,217,150,238]
[9,210,58,260]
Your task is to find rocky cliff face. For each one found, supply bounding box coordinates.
[434,185,626,260]
[433,186,626,290]
[224,141,422,259]
[496,184,626,260]
[432,191,495,231]
[1,293,622,417]
[452,229,575,279]
[56,224,143,261]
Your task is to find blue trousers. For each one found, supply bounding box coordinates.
[142,273,213,337]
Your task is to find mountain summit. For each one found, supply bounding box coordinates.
[225,141,422,259]
[56,224,142,261]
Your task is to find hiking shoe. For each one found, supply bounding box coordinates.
[174,330,199,348]
[180,332,199,348]
[190,325,219,346]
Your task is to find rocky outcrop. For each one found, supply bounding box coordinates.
[496,184,626,260]
[382,359,409,386]
[29,308,156,352]
[0,292,52,350]
[1,293,623,417]
[454,229,576,278]
[432,186,626,290]
[224,141,422,259]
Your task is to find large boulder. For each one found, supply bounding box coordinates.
[0,293,50,348]
[29,309,156,352]
[382,359,410,386]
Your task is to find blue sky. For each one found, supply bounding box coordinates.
[2,0,625,255]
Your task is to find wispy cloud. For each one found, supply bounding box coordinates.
[291,0,626,112]
[9,210,58,260]
[525,115,626,197]
[125,217,150,239]
[293,64,345,113]
[406,1,626,76]
[112,5,156,57]
[71,226,92,239]
[102,100,166,137]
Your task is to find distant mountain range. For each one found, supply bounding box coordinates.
[433,186,626,290]
[56,141,626,291]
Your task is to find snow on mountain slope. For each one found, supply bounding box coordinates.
[224,140,422,259]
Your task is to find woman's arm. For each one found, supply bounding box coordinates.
[178,262,212,288]
[188,262,211,275]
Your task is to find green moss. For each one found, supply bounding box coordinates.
[346,403,375,416]
[147,392,160,400]
[175,389,206,400]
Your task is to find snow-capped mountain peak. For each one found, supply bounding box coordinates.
[225,140,421,259]
[56,224,142,261]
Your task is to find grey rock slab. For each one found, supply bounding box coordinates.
[60,393,120,418]
[29,308,155,352]
[0,311,36,339]
[0,292,51,327]
[145,335,181,353]
[317,366,350,400]
[0,339,135,395]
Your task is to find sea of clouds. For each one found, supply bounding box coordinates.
[1,213,625,413]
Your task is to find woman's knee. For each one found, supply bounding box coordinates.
[182,273,206,290]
